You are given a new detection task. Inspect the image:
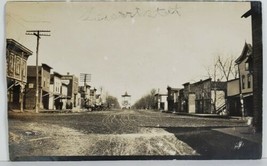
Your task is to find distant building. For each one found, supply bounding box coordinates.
[235,42,253,117]
[182,78,227,114]
[121,91,131,109]
[178,88,187,112]
[25,63,52,110]
[61,73,79,109]
[6,39,32,111]
[61,82,68,109]
[89,88,97,107]
[79,84,91,108]
[49,72,62,110]
[154,93,168,111]
[95,94,102,106]
[166,86,180,112]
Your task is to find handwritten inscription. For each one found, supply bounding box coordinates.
[82,5,181,21]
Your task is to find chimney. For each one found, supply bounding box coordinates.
[67,72,70,75]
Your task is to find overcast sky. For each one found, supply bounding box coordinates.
[6,1,252,103]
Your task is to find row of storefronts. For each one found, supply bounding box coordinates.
[155,43,253,117]
[6,39,98,112]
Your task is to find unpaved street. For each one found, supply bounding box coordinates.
[8,109,260,160]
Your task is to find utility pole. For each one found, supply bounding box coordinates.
[80,73,91,90]
[26,30,50,113]
[80,73,91,108]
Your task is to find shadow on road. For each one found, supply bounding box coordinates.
[162,126,262,159]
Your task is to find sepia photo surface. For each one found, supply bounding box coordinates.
[6,0,263,160]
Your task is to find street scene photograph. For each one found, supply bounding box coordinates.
[5,1,262,160]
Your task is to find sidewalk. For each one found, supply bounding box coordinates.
[162,111,243,120]
[161,111,263,144]
[9,109,85,114]
[213,126,262,144]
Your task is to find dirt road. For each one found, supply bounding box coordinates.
[8,109,260,160]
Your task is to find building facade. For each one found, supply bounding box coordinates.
[155,93,168,111]
[226,78,241,116]
[49,72,62,110]
[235,43,254,117]
[241,2,262,132]
[6,39,32,111]
[61,82,68,109]
[79,84,91,109]
[61,73,79,109]
[181,78,227,114]
[25,64,52,110]
[167,86,179,112]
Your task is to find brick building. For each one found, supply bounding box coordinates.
[182,78,227,114]
[6,39,32,111]
[25,63,52,110]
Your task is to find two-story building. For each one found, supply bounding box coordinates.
[235,42,253,117]
[182,78,227,114]
[25,63,52,110]
[49,72,62,110]
[154,93,168,111]
[6,39,32,111]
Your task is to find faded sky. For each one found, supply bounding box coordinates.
[6,1,252,103]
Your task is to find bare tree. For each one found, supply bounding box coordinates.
[217,55,239,81]
[133,89,157,110]
[204,55,238,113]
[205,55,238,81]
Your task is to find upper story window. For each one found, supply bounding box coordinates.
[245,62,249,71]
[8,53,14,73]
[15,57,21,75]
[247,74,251,89]
[242,75,245,89]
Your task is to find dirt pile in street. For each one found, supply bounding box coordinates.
[9,120,198,156]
